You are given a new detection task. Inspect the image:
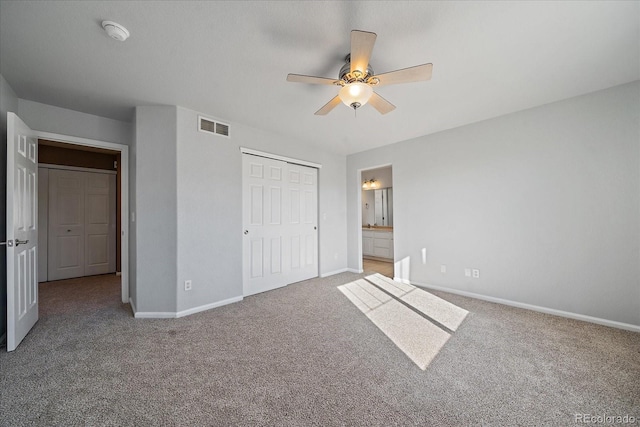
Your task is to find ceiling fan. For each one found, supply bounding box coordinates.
[286,30,433,115]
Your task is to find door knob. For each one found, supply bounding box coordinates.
[244,230,249,235]
[15,239,29,247]
[314,226,317,230]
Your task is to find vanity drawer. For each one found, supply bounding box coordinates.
[373,238,391,249]
[374,231,393,240]
[373,247,392,258]
[362,230,375,238]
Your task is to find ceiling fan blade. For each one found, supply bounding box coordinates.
[315,96,342,115]
[350,30,377,74]
[368,92,396,115]
[287,74,338,85]
[372,63,433,86]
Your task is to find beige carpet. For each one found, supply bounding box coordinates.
[1,272,639,426]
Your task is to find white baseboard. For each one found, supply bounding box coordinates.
[134,311,176,319]
[175,296,243,318]
[320,268,349,278]
[348,268,363,274]
[131,295,243,319]
[116,271,122,276]
[412,281,640,333]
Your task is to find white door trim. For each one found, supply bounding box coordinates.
[33,130,130,304]
[240,147,322,169]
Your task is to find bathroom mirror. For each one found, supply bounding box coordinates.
[362,187,393,227]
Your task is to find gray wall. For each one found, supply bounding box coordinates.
[175,106,347,313]
[0,74,19,341]
[17,99,132,144]
[347,81,640,327]
[134,106,178,313]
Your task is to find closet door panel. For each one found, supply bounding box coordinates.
[48,170,84,281]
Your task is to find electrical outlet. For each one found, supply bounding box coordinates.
[472,269,480,278]
[441,264,446,274]
[184,280,192,291]
[464,268,471,277]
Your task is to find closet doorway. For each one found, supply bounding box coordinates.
[38,140,121,283]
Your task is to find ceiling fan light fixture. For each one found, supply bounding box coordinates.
[339,82,373,109]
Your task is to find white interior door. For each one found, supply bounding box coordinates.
[242,154,318,296]
[85,172,116,276]
[6,112,38,352]
[48,169,85,281]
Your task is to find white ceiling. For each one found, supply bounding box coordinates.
[1,1,638,155]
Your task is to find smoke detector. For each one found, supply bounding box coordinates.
[102,21,130,42]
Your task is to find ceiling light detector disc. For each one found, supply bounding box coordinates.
[102,21,130,42]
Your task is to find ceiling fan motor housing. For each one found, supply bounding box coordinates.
[339,57,375,84]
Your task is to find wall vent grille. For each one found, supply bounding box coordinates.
[198,115,231,138]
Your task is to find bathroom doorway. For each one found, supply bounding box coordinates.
[360,165,394,278]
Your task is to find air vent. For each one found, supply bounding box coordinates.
[198,115,231,138]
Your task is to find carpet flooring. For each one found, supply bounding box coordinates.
[1,273,638,426]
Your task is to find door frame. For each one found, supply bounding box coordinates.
[357,163,393,274]
[34,131,130,303]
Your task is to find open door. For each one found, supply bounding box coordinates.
[6,112,38,351]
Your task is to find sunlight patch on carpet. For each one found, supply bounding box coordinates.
[365,274,468,331]
[338,275,468,370]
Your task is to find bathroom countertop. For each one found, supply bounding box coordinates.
[362,226,393,231]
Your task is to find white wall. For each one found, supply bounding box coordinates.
[347,81,640,328]
[175,106,348,313]
[0,74,19,341]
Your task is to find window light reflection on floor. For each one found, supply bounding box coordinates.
[338,274,468,370]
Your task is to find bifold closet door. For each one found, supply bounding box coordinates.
[242,154,318,296]
[85,172,116,276]
[48,170,85,281]
[48,169,116,281]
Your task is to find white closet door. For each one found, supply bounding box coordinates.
[47,169,116,281]
[37,167,48,282]
[286,163,319,284]
[85,172,116,276]
[48,170,85,281]
[242,154,318,296]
